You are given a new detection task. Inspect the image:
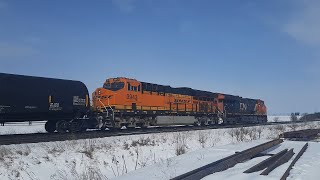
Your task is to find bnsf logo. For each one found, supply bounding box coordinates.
[174,99,191,103]
[127,94,138,101]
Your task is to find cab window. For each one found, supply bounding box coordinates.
[103,82,125,91]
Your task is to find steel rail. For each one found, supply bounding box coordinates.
[280,143,308,180]
[170,139,283,180]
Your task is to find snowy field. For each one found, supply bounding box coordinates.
[117,140,320,180]
[0,120,319,180]
[0,121,46,135]
[0,115,297,135]
[267,115,302,122]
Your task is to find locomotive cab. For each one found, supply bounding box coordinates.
[92,77,142,112]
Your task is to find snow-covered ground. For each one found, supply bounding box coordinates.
[117,140,319,180]
[267,115,302,122]
[0,122,46,135]
[288,141,320,180]
[0,121,319,180]
[115,140,269,180]
[202,141,314,180]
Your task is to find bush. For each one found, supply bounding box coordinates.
[15,145,31,156]
[45,143,65,155]
[288,122,299,131]
[248,127,258,140]
[257,127,263,139]
[80,166,107,180]
[227,129,236,140]
[79,140,95,159]
[174,133,187,156]
[198,131,208,148]
[234,127,249,142]
[274,124,285,132]
[131,137,155,147]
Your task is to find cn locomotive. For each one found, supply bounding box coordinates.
[0,73,267,133]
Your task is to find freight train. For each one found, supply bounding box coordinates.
[0,73,267,133]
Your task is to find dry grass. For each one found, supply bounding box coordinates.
[174,133,188,156]
[55,165,108,180]
[198,131,209,148]
[0,146,12,161]
[131,137,155,147]
[15,145,31,156]
[79,140,95,159]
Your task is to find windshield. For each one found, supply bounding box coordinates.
[103,82,124,91]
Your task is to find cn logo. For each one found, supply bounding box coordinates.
[240,103,247,111]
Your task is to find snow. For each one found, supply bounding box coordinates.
[0,120,319,180]
[267,115,301,122]
[287,142,320,180]
[202,141,307,180]
[0,122,46,135]
[0,129,233,180]
[115,141,319,180]
[115,140,268,180]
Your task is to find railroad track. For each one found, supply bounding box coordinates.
[0,120,319,146]
[280,128,320,141]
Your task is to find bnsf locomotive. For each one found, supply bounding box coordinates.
[0,73,267,133]
[92,77,267,130]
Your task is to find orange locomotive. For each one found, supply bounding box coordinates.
[92,77,267,129]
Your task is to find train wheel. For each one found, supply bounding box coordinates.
[68,123,79,133]
[45,121,56,133]
[56,120,68,133]
[194,121,202,126]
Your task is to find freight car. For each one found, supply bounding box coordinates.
[92,77,267,129]
[0,73,91,133]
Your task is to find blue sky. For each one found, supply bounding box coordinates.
[0,0,319,114]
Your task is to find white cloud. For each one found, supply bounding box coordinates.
[283,0,320,45]
[112,0,136,13]
[0,43,37,57]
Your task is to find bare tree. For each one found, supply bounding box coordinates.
[288,122,299,131]
[256,127,263,139]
